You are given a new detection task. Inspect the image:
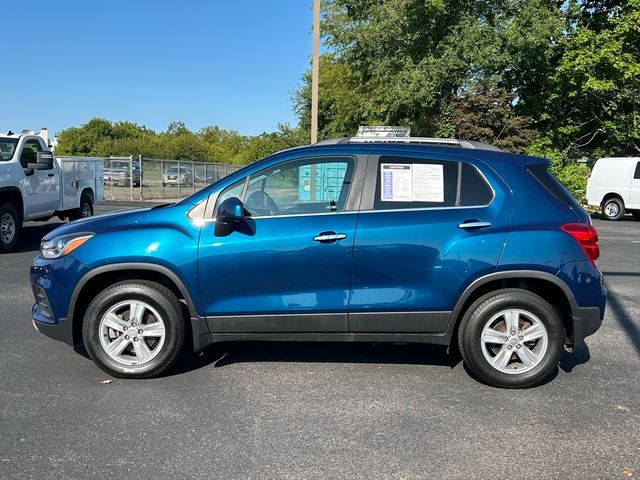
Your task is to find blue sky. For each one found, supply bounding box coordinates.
[1,0,313,136]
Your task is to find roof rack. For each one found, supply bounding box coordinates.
[314,136,502,152]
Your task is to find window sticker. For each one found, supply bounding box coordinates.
[380,163,444,202]
[381,164,413,201]
[412,164,444,202]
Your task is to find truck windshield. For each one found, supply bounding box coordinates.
[0,139,18,161]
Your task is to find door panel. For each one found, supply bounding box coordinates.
[197,154,362,333]
[630,161,640,208]
[349,155,512,333]
[198,214,357,332]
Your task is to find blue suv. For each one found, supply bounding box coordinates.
[30,137,606,388]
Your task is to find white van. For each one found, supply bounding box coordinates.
[586,157,640,221]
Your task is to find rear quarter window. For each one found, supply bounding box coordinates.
[527,163,578,206]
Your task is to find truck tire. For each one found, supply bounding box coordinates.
[0,203,20,253]
[601,197,625,221]
[69,192,93,221]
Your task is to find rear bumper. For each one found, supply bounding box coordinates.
[570,303,605,350]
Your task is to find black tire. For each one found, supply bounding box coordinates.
[601,197,625,221]
[0,203,20,253]
[69,192,93,221]
[632,211,640,221]
[82,280,185,378]
[458,289,564,389]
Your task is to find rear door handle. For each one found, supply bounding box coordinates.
[458,221,491,230]
[313,232,347,243]
[47,173,55,177]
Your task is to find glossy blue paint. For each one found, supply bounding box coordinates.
[29,141,606,351]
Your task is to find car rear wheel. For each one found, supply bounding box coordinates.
[0,203,19,253]
[458,289,564,388]
[82,280,185,378]
[601,197,625,221]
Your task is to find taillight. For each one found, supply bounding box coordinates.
[561,223,600,264]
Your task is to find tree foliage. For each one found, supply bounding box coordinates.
[55,119,307,165]
[294,0,639,159]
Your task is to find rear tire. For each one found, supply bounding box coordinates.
[601,197,625,221]
[0,203,20,253]
[69,192,93,221]
[82,280,185,379]
[458,289,564,388]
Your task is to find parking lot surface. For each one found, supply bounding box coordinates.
[1,204,638,479]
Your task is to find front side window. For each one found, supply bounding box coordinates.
[634,162,640,180]
[19,139,42,169]
[216,157,355,218]
[374,157,493,210]
[0,139,18,162]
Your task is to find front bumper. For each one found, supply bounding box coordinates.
[30,255,88,347]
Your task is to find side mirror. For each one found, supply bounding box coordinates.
[36,151,54,170]
[23,168,35,176]
[215,197,246,237]
[217,197,245,223]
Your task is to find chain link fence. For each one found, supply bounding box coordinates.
[103,155,242,200]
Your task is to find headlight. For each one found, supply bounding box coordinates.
[40,233,94,259]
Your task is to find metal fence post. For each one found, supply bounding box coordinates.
[139,154,143,200]
[129,155,134,201]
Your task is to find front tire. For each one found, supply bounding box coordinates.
[82,280,185,378]
[458,289,564,388]
[0,203,20,253]
[601,197,625,221]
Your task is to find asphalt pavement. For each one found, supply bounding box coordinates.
[0,204,638,479]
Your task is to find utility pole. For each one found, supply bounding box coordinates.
[310,0,320,144]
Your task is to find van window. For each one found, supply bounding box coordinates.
[634,162,640,179]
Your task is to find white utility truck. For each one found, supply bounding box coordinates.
[586,157,640,221]
[0,129,104,252]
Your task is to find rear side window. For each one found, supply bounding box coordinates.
[634,162,640,179]
[373,157,493,210]
[527,164,578,206]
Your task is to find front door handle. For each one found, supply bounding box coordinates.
[458,221,491,230]
[313,232,347,243]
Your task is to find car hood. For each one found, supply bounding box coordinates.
[42,207,152,241]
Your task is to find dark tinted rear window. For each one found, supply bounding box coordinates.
[634,162,640,179]
[527,164,577,206]
[460,163,494,206]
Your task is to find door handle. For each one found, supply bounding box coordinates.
[47,173,55,177]
[313,232,347,243]
[458,221,491,230]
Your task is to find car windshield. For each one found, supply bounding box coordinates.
[0,139,18,161]
[167,167,190,173]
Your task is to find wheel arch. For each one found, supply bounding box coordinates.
[0,186,24,224]
[448,270,578,348]
[68,263,202,346]
[601,192,624,205]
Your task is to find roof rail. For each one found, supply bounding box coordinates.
[313,136,502,151]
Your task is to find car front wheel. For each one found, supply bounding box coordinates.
[82,280,185,378]
[458,289,564,388]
